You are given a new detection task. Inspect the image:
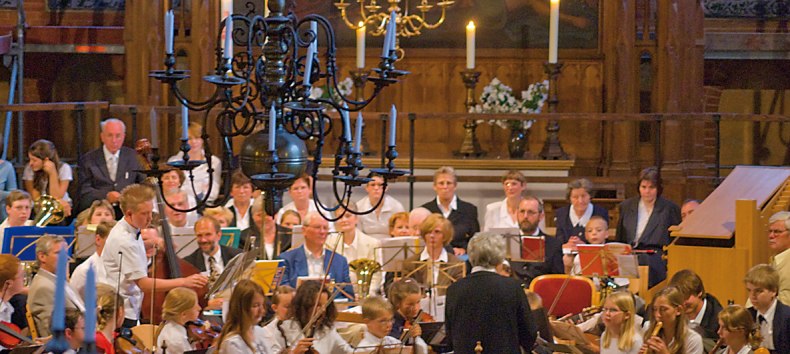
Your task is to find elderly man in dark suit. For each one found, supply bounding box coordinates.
[420,166,479,255]
[77,118,144,214]
[446,231,537,354]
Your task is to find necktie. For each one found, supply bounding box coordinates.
[208,256,219,286]
[758,314,767,324]
[108,155,118,181]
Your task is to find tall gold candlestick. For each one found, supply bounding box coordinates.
[455,69,486,157]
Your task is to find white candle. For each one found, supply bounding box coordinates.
[264,0,269,17]
[387,11,397,52]
[388,104,397,147]
[341,103,352,142]
[356,22,366,69]
[354,111,363,153]
[548,0,560,63]
[181,104,189,140]
[224,16,233,60]
[165,10,174,55]
[382,11,396,57]
[304,21,317,85]
[268,103,276,151]
[150,107,158,149]
[466,21,475,69]
[221,0,232,18]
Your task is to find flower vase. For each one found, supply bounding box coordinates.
[508,128,529,159]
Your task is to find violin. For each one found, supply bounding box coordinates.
[400,310,434,343]
[114,327,151,354]
[185,319,221,350]
[0,321,34,349]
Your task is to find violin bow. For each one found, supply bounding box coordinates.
[300,231,344,338]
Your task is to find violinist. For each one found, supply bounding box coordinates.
[155,288,200,354]
[64,308,87,352]
[269,280,353,354]
[215,279,270,354]
[101,184,208,328]
[0,254,29,341]
[356,296,402,351]
[262,286,294,341]
[95,284,124,354]
[386,279,428,354]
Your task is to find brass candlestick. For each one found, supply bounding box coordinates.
[539,62,569,160]
[350,68,374,156]
[455,69,486,157]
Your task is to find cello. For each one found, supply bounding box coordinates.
[135,139,209,324]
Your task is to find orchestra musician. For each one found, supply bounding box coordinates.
[241,197,291,256]
[715,305,763,354]
[95,283,124,354]
[401,214,463,296]
[215,279,270,354]
[155,287,201,354]
[640,286,704,354]
[600,291,643,354]
[262,285,295,343]
[517,196,563,285]
[356,296,403,351]
[268,280,353,354]
[386,280,428,354]
[64,308,86,352]
[0,254,29,337]
[0,190,34,246]
[183,216,243,290]
[70,220,115,296]
[101,184,207,328]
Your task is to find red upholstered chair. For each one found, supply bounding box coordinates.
[529,275,597,318]
[0,33,11,55]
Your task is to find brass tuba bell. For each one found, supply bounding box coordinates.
[349,258,382,299]
[33,194,65,226]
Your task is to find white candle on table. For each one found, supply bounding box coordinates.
[224,16,233,60]
[304,21,317,84]
[354,111,363,153]
[165,10,174,55]
[548,0,560,63]
[268,103,276,151]
[388,104,397,147]
[341,103,352,142]
[181,104,189,140]
[356,22,366,69]
[466,21,475,69]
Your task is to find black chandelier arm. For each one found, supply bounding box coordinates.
[215,105,259,138]
[170,83,224,112]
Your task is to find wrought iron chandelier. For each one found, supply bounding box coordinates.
[147,0,407,220]
[334,0,455,56]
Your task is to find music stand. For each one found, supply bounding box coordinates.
[376,236,423,272]
[2,225,75,261]
[205,249,258,299]
[419,322,448,347]
[353,345,414,354]
[489,228,546,263]
[576,243,639,278]
[220,227,241,248]
[250,260,285,295]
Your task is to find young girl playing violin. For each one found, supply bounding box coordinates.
[95,284,125,354]
[715,305,764,354]
[216,279,270,354]
[156,287,201,354]
[270,280,353,354]
[263,286,295,342]
[386,279,428,354]
[600,291,643,354]
[641,286,703,354]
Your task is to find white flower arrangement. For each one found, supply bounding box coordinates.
[309,77,354,104]
[472,77,549,130]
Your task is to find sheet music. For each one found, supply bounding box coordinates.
[377,236,423,272]
[616,255,640,278]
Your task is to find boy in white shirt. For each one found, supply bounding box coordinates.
[355,296,404,353]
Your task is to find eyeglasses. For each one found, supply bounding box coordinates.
[768,229,788,235]
[306,225,330,231]
[601,307,622,314]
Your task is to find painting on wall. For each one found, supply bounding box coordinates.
[47,0,124,10]
[292,0,600,50]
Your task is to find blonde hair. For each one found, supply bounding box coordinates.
[361,296,393,320]
[96,284,123,330]
[119,184,155,214]
[387,279,422,309]
[160,287,198,323]
[646,287,688,354]
[744,264,780,293]
[203,207,233,224]
[419,213,453,245]
[95,220,116,239]
[718,305,762,349]
[272,285,295,305]
[601,292,638,352]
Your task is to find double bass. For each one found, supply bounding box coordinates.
[135,140,208,324]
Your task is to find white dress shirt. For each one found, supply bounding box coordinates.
[756,299,777,350]
[156,321,194,354]
[435,195,458,219]
[483,198,519,231]
[634,200,652,245]
[354,330,403,352]
[101,218,149,320]
[70,252,109,297]
[355,195,405,239]
[219,326,271,354]
[304,246,325,277]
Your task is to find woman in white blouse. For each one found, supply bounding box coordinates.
[156,288,201,354]
[216,279,271,354]
[269,280,354,354]
[483,170,527,231]
[168,122,222,203]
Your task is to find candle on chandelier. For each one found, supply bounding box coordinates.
[382,11,396,57]
[388,104,397,147]
[466,21,475,69]
[84,266,96,343]
[304,21,317,85]
[354,111,363,153]
[150,107,158,149]
[341,103,352,143]
[224,15,234,60]
[165,10,174,55]
[548,0,560,63]
[356,22,366,69]
[51,247,68,331]
[269,103,276,151]
[181,104,189,140]
[387,11,397,53]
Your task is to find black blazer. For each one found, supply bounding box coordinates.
[446,271,537,353]
[239,225,292,258]
[183,245,243,272]
[421,197,480,250]
[77,146,145,213]
[615,196,681,287]
[554,204,609,244]
[698,293,723,340]
[748,300,790,354]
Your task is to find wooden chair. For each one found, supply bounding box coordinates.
[24,304,38,339]
[529,275,597,318]
[131,324,157,351]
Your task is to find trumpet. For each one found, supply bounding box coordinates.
[349,258,382,299]
[33,194,64,226]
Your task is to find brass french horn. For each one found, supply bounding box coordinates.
[349,258,382,299]
[33,194,64,226]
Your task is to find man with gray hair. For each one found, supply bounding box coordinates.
[77,118,145,214]
[768,211,790,304]
[445,232,537,353]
